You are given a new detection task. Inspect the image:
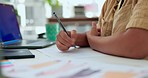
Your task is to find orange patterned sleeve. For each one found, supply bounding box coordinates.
[126,0,148,30]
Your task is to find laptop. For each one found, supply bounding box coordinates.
[0,3,55,49]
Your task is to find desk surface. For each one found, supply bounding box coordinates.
[7,45,148,66]
[2,45,148,78]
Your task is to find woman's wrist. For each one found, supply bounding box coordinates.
[75,33,89,47]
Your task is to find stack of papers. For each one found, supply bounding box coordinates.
[1,59,148,78]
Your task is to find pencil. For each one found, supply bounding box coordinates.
[53,12,77,48]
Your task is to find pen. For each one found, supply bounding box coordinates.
[53,12,77,48]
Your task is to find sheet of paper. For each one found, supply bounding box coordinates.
[37,45,103,58]
[37,45,148,67]
[1,59,148,78]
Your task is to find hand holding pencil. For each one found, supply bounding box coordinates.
[56,30,78,51]
[53,12,77,51]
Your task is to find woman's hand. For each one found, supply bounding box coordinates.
[87,22,100,38]
[56,30,77,52]
[86,22,101,48]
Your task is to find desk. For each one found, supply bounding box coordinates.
[48,17,98,26]
[1,45,148,78]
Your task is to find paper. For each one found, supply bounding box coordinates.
[59,68,101,78]
[1,59,148,78]
[2,45,148,78]
[37,45,103,59]
[37,45,148,67]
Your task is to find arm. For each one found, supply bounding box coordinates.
[75,33,89,47]
[87,25,148,59]
[75,22,100,47]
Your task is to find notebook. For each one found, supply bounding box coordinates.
[0,3,55,49]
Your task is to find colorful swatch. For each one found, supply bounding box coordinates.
[31,61,59,69]
[102,71,136,78]
[0,60,13,68]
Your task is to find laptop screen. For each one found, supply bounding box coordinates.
[0,4,22,44]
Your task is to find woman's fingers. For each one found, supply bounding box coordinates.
[56,40,69,51]
[70,30,77,44]
[56,30,77,51]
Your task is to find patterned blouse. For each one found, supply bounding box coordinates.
[98,0,148,36]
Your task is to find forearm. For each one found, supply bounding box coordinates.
[88,34,127,56]
[75,33,89,47]
[87,31,148,59]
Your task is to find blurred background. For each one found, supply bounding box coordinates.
[0,0,105,39]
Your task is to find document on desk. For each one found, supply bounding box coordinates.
[37,45,148,67]
[2,59,148,78]
[37,45,107,59]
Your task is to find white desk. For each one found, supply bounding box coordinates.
[2,45,148,78]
